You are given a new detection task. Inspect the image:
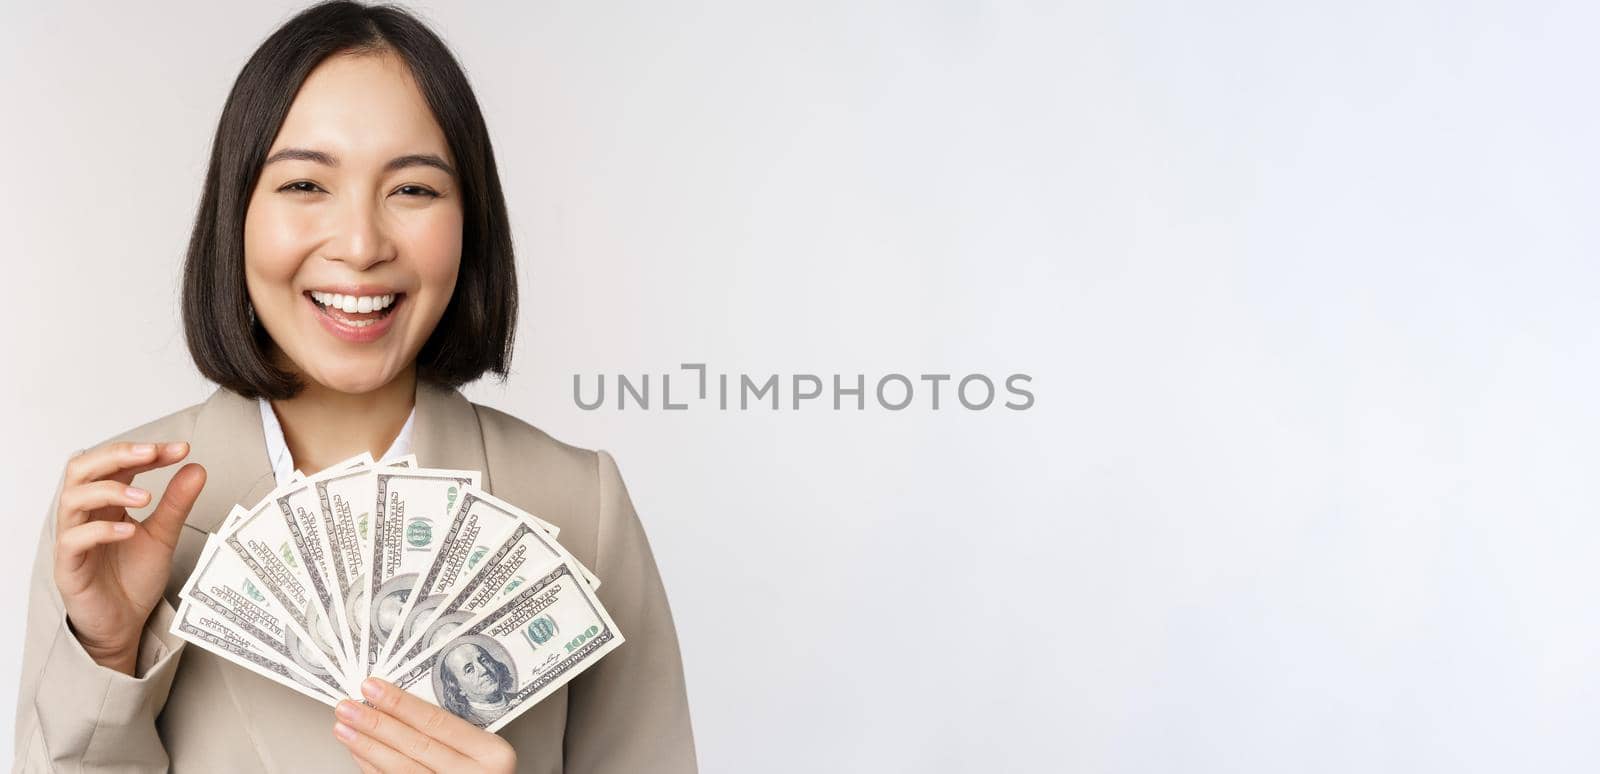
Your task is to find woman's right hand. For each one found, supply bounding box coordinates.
[53,441,207,676]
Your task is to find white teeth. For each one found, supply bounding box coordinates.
[310,290,397,314]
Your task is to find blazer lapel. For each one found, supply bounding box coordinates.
[184,387,276,534]
[412,379,492,492]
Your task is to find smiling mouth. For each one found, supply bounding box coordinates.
[305,290,404,328]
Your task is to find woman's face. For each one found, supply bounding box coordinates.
[244,50,462,395]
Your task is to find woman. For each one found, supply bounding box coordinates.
[11,2,697,772]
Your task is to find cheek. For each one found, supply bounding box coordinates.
[243,196,316,291]
[400,208,464,311]
[406,209,464,283]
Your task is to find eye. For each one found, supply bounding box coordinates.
[394,184,441,198]
[277,180,325,195]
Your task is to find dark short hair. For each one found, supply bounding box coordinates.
[182,0,516,399]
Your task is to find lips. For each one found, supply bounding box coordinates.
[305,290,404,343]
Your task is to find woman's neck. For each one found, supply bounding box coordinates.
[269,365,418,474]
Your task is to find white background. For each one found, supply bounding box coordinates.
[3,1,1598,771]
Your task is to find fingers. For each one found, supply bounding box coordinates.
[143,463,206,549]
[360,677,511,764]
[334,716,435,774]
[335,699,468,773]
[58,480,150,530]
[353,757,382,774]
[55,519,137,576]
[65,441,190,488]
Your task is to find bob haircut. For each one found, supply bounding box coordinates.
[183,0,516,399]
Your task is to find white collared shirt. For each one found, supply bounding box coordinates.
[258,398,417,487]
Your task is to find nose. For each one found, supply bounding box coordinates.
[323,194,396,270]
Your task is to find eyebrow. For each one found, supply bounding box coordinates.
[262,147,457,179]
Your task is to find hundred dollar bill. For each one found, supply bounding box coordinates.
[385,518,568,674]
[220,483,353,678]
[378,487,586,671]
[171,598,343,707]
[270,452,376,675]
[179,530,350,696]
[392,561,624,732]
[312,454,416,673]
[375,487,520,669]
[365,468,479,673]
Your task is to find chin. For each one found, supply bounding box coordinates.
[304,362,403,395]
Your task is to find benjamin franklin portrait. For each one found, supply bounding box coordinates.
[370,573,418,646]
[431,635,517,727]
[399,592,445,647]
[343,574,367,644]
[283,602,338,681]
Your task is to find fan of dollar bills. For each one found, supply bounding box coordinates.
[168,452,623,733]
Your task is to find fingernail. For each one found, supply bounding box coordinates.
[361,678,384,701]
[335,701,362,722]
[113,522,135,536]
[132,443,156,455]
[164,442,187,455]
[333,721,356,741]
[125,486,148,501]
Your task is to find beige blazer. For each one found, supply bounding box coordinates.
[11,381,698,773]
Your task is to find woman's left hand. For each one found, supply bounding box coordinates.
[334,677,516,774]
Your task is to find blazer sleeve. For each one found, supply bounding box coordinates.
[562,450,698,773]
[12,466,186,773]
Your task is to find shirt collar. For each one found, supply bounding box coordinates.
[258,397,417,488]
